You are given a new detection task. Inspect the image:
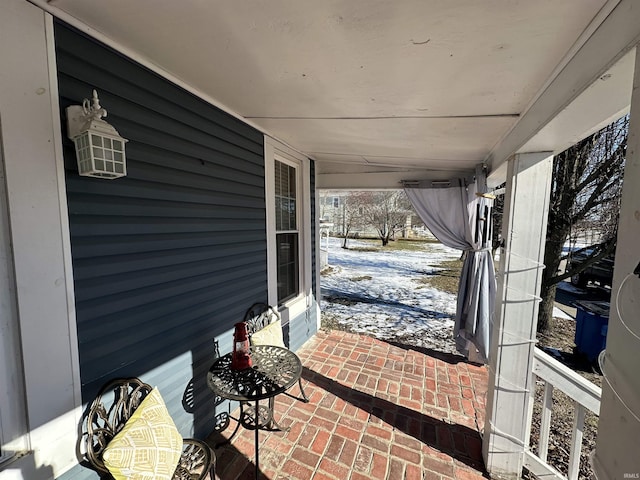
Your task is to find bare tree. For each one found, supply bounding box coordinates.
[339,192,368,248]
[538,116,627,332]
[360,191,412,246]
[491,183,506,258]
[318,191,368,248]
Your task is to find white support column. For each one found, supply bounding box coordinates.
[483,152,554,479]
[592,46,640,480]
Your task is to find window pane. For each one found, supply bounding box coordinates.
[274,160,299,303]
[288,164,296,198]
[276,233,299,303]
[275,160,297,231]
[288,199,296,230]
[275,161,282,195]
[275,196,283,230]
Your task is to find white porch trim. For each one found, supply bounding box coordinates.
[0,1,81,478]
[483,152,554,479]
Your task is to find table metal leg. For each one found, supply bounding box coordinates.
[265,397,290,431]
[254,399,260,479]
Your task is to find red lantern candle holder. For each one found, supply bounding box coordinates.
[231,322,252,370]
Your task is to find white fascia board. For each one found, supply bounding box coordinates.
[487,0,640,183]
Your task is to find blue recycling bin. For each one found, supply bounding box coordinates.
[574,300,609,362]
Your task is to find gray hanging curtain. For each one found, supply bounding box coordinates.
[405,179,496,363]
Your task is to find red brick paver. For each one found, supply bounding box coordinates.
[209,331,488,479]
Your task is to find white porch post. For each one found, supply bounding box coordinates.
[483,152,553,478]
[592,46,640,480]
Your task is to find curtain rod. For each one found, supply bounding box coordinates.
[401,178,467,188]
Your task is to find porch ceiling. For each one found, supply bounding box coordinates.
[45,0,635,187]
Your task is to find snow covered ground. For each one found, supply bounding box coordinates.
[320,237,462,354]
[320,236,574,354]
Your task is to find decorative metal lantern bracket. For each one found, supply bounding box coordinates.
[66,89,128,179]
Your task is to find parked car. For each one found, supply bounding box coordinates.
[567,247,615,288]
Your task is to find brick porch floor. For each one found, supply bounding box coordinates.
[209,330,489,480]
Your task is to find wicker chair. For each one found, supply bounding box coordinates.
[84,377,215,479]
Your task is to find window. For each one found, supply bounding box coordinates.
[333,197,339,208]
[274,160,299,303]
[265,137,311,315]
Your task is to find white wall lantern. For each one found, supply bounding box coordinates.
[66,89,128,179]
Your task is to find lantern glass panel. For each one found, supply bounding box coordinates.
[77,131,126,178]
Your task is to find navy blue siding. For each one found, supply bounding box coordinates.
[55,20,267,462]
[289,304,318,352]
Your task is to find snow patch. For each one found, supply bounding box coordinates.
[553,306,574,320]
[320,237,461,354]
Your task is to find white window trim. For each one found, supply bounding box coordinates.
[264,137,312,322]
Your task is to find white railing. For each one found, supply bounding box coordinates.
[523,347,602,480]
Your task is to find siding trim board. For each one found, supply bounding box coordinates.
[0,5,82,476]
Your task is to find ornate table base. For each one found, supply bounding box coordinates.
[214,397,290,448]
[207,345,304,479]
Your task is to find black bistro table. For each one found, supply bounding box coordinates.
[207,345,303,478]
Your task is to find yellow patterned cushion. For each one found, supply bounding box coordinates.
[250,319,285,348]
[103,387,183,480]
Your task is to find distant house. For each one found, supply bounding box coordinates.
[319,190,428,239]
[318,190,364,236]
